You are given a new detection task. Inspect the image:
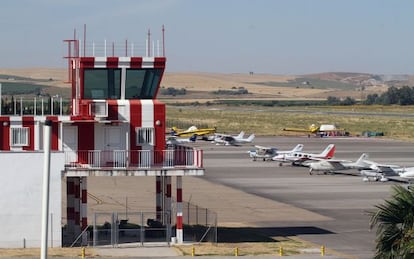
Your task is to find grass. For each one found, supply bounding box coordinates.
[174,237,326,257]
[0,247,97,257]
[166,104,414,141]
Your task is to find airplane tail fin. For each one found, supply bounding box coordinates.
[292,144,304,152]
[355,153,368,165]
[236,131,245,139]
[246,134,255,143]
[320,144,336,158]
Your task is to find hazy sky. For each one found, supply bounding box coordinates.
[1,0,413,75]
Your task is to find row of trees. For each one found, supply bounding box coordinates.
[365,86,414,105]
[327,85,414,106]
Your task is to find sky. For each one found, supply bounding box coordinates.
[1,0,414,75]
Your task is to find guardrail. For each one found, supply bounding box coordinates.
[0,97,71,116]
[64,148,203,169]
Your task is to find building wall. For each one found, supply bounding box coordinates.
[0,152,64,248]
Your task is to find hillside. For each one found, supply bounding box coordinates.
[0,68,395,101]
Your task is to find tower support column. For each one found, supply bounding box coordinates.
[165,176,172,224]
[80,177,88,245]
[156,176,162,221]
[66,177,82,246]
[176,176,183,243]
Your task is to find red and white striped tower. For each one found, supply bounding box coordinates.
[80,177,88,245]
[165,176,172,225]
[156,176,162,221]
[176,176,183,243]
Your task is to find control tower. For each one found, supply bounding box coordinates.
[0,26,204,247]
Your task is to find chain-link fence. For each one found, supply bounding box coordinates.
[67,200,217,246]
[92,211,171,247]
[172,201,218,243]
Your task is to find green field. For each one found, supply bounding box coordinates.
[166,104,414,141]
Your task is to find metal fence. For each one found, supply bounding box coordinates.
[86,203,217,246]
[174,201,218,243]
[92,212,171,247]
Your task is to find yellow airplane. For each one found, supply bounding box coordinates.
[170,126,216,137]
[283,124,320,134]
[283,124,347,136]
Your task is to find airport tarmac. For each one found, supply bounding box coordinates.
[196,136,414,258]
[81,136,414,258]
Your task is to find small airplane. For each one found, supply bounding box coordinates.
[214,132,255,146]
[212,131,244,143]
[283,124,347,137]
[283,124,320,134]
[272,144,336,166]
[170,126,216,138]
[248,146,278,161]
[248,144,304,161]
[398,169,414,188]
[308,153,401,181]
[399,168,414,180]
[307,153,368,175]
[357,154,401,182]
[166,135,197,145]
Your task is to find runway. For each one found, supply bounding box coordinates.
[195,136,414,258]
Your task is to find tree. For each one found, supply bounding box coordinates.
[365,93,379,105]
[326,96,340,105]
[341,96,356,106]
[369,185,414,258]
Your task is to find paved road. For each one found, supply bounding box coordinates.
[196,136,414,259]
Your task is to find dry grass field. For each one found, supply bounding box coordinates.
[0,68,388,100]
[1,68,412,140]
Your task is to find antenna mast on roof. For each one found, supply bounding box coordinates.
[162,25,165,57]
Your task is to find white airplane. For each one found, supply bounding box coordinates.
[166,135,197,145]
[211,131,244,143]
[248,144,304,161]
[399,168,414,180]
[398,169,414,188]
[357,154,401,182]
[214,132,255,146]
[272,144,336,166]
[308,152,401,181]
[308,153,368,175]
[248,145,277,161]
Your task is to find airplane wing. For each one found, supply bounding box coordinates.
[374,165,401,174]
[282,127,312,133]
[254,145,273,150]
[303,159,348,168]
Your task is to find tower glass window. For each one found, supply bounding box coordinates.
[83,69,121,99]
[125,69,162,99]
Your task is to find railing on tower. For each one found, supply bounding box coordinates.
[64,147,203,170]
[0,97,71,116]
